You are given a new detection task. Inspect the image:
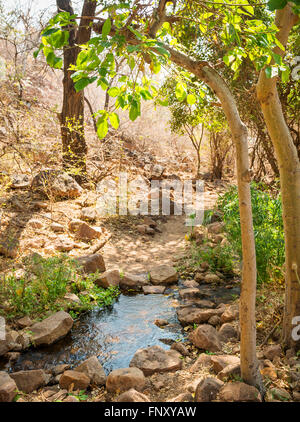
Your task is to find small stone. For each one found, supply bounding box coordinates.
[208,315,221,326]
[170,342,189,356]
[142,286,166,295]
[219,382,262,402]
[263,344,282,361]
[154,319,168,327]
[218,363,241,381]
[129,345,182,376]
[10,369,50,393]
[207,222,225,234]
[64,395,80,402]
[204,273,221,284]
[189,354,213,373]
[75,222,102,242]
[260,367,277,381]
[119,273,149,292]
[30,311,73,346]
[95,269,120,288]
[218,323,239,343]
[59,370,90,391]
[28,219,43,229]
[75,254,106,274]
[115,388,150,402]
[169,392,194,402]
[0,372,17,402]
[211,355,240,373]
[64,293,81,304]
[149,265,178,285]
[177,307,224,326]
[50,223,65,233]
[189,325,222,352]
[52,364,70,376]
[220,305,239,323]
[106,368,145,393]
[80,207,97,222]
[268,387,291,401]
[195,377,224,402]
[17,316,33,329]
[179,288,202,300]
[75,356,106,386]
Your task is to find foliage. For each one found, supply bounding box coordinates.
[0,254,120,319]
[218,184,285,284]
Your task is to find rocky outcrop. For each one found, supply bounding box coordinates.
[30,311,73,346]
[129,345,182,376]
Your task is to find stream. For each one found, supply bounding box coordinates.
[2,282,240,375]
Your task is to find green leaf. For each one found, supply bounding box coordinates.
[267,0,287,11]
[107,87,120,97]
[128,56,135,71]
[129,104,139,121]
[175,83,187,102]
[97,117,108,139]
[187,94,196,106]
[74,77,96,92]
[102,19,112,38]
[281,67,291,83]
[109,113,120,129]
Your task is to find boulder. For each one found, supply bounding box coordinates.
[74,222,103,242]
[17,316,33,329]
[189,324,222,352]
[211,355,240,373]
[75,356,106,386]
[263,344,282,361]
[129,345,182,376]
[220,305,239,323]
[179,288,202,300]
[115,388,150,402]
[0,372,17,402]
[217,363,241,381]
[119,273,149,292]
[218,323,239,343]
[80,207,97,222]
[149,265,178,285]
[219,382,262,402]
[195,377,224,402]
[31,170,83,200]
[59,370,90,391]
[142,286,166,295]
[95,270,120,288]
[30,311,73,346]
[189,354,213,373]
[106,368,145,393]
[177,307,224,326]
[10,369,50,393]
[75,253,106,274]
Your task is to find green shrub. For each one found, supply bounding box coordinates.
[190,241,236,276]
[0,254,120,319]
[217,184,284,285]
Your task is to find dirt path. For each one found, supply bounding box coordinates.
[102,182,226,272]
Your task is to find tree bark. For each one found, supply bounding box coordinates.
[58,0,97,181]
[257,5,300,349]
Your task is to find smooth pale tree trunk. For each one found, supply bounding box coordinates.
[257,5,300,349]
[94,14,263,389]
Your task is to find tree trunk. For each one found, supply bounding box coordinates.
[257,5,300,349]
[58,0,97,181]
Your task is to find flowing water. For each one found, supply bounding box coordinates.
[2,282,240,375]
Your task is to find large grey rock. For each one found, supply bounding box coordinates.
[189,324,222,352]
[149,265,178,285]
[30,311,73,346]
[0,372,17,402]
[129,345,182,376]
[75,356,106,386]
[10,369,50,393]
[106,368,145,393]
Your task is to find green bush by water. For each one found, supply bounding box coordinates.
[217,184,284,285]
[0,254,120,319]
